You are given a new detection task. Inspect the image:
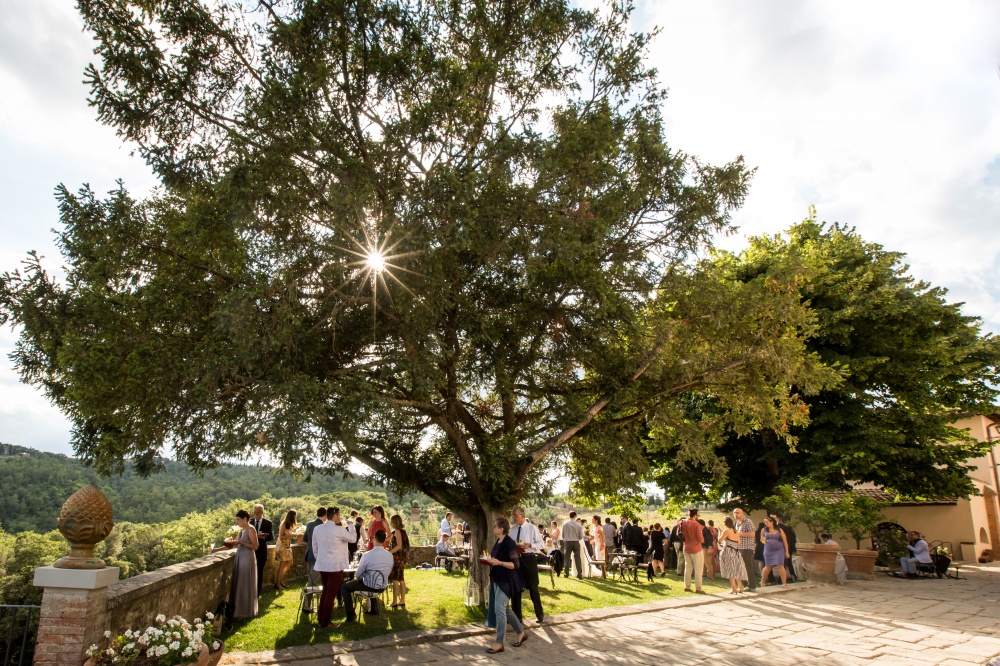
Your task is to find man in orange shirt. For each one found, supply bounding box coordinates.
[680,508,706,594]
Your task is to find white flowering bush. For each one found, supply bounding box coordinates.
[86,612,221,666]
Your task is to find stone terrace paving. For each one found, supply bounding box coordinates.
[222,563,1000,666]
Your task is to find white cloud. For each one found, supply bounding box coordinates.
[1,0,999,455]
[641,0,1000,331]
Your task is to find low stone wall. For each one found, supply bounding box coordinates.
[106,550,235,635]
[104,543,309,635]
[408,545,436,567]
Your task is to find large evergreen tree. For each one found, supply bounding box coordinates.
[1,0,829,594]
[653,217,1000,507]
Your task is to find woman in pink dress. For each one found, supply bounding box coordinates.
[590,515,606,561]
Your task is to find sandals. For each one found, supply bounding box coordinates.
[486,646,504,654]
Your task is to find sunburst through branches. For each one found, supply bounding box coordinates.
[332,218,420,343]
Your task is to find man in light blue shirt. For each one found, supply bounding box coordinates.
[338,529,394,623]
[436,533,456,557]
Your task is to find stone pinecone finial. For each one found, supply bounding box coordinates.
[54,484,115,569]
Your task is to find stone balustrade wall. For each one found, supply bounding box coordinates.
[103,543,309,636]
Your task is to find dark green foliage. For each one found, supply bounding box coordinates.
[0,3,831,609]
[0,489,409,605]
[0,444,421,533]
[654,216,1000,507]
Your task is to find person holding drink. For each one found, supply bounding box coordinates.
[759,515,790,588]
[225,509,259,619]
[732,507,758,592]
[510,507,545,625]
[483,517,527,654]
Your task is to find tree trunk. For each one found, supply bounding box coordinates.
[761,429,782,495]
[458,505,502,610]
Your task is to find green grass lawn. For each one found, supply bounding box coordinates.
[224,568,731,652]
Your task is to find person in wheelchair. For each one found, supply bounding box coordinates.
[338,529,394,623]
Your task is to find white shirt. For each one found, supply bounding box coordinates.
[312,520,357,572]
[356,546,395,588]
[440,518,452,535]
[511,520,545,552]
[907,539,934,564]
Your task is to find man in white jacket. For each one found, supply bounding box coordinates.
[312,506,357,628]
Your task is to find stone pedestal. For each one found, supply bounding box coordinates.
[33,566,119,666]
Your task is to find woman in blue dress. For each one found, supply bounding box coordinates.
[759,516,790,588]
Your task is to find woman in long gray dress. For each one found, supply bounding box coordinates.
[228,509,259,619]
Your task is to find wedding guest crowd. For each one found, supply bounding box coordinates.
[225,498,839,636]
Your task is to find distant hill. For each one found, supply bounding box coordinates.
[0,443,403,533]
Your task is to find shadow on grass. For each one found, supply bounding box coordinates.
[228,569,679,653]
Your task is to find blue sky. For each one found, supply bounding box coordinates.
[1,0,999,457]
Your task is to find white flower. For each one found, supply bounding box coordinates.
[205,612,214,620]
[124,643,135,652]
[87,645,98,657]
[104,630,111,638]
[155,614,166,623]
[182,647,193,657]
[169,641,180,651]
[173,631,181,639]
[212,641,221,651]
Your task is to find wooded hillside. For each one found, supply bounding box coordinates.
[0,443,421,533]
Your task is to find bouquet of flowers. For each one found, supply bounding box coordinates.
[934,546,952,559]
[86,613,222,666]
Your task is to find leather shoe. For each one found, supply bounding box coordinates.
[486,646,504,654]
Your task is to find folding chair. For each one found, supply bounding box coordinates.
[352,570,389,620]
[536,561,556,588]
[583,547,608,579]
[297,582,322,617]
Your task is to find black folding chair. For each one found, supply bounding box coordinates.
[352,570,389,619]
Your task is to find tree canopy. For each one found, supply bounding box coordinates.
[653,217,1000,507]
[1,0,831,585]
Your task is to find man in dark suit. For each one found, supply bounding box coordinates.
[626,518,648,561]
[250,504,273,597]
[301,506,327,613]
